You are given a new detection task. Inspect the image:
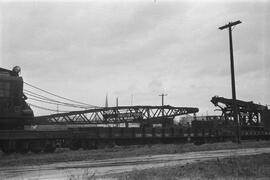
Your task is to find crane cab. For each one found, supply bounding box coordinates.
[0,66,33,129]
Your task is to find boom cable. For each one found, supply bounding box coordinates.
[24,90,90,109]
[24,81,99,108]
[27,97,88,109]
[28,103,70,113]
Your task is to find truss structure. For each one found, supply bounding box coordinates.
[211,96,268,126]
[33,105,199,125]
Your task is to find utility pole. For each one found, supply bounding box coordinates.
[159,93,167,106]
[159,93,167,118]
[219,20,241,144]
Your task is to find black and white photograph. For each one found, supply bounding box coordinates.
[0,0,269,179]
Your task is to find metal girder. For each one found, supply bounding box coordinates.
[211,96,268,126]
[32,105,199,125]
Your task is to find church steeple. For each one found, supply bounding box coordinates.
[105,94,108,108]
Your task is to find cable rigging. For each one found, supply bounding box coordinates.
[23,82,100,113]
[24,82,99,108]
[24,90,91,109]
[28,103,70,113]
[27,97,89,109]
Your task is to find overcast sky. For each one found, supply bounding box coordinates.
[0,0,269,116]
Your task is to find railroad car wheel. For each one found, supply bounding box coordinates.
[44,142,56,153]
[1,140,16,154]
[96,140,114,149]
[81,140,94,150]
[193,140,205,145]
[96,142,107,149]
[69,140,81,150]
[29,141,44,153]
[1,146,14,154]
[106,140,115,148]
[16,141,29,154]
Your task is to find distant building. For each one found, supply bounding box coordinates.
[179,114,194,126]
[196,115,224,121]
[179,115,224,126]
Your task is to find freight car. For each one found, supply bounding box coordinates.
[2,121,270,154]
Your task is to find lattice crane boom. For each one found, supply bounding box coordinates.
[211,96,268,126]
[32,105,199,125]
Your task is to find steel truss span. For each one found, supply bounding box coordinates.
[33,106,199,125]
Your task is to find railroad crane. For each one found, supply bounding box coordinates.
[1,66,269,154]
[211,96,269,129]
[0,66,198,130]
[0,66,201,153]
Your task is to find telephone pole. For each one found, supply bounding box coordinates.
[159,93,167,106]
[219,20,242,144]
[159,93,167,118]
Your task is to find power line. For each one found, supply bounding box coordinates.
[24,82,99,108]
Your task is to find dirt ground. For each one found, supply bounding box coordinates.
[1,140,270,167]
[1,147,270,180]
[0,140,270,180]
[116,153,270,180]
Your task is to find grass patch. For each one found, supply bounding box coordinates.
[116,153,270,180]
[68,169,96,180]
[0,140,270,167]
